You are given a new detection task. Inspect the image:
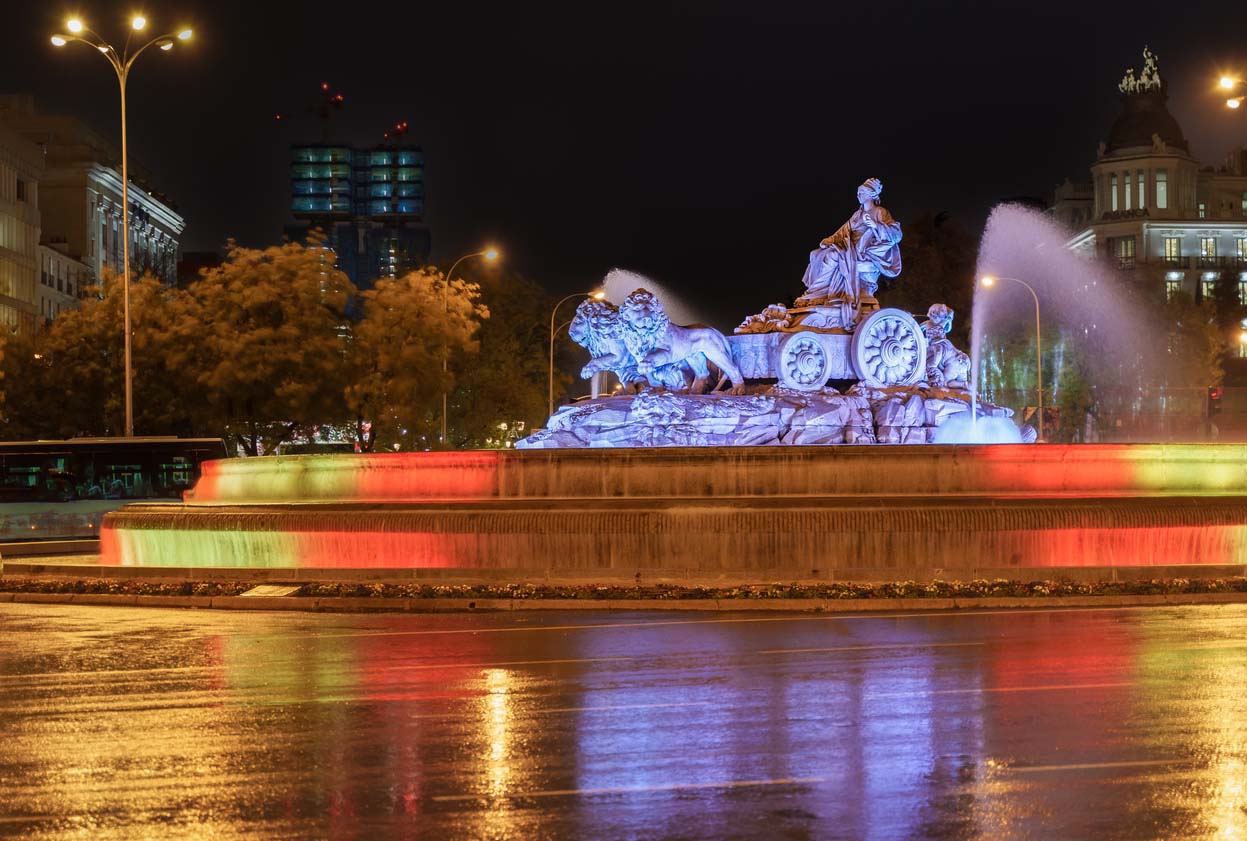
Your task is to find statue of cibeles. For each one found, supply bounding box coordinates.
[795,178,903,311]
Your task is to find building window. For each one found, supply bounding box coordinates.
[1164,237,1182,261]
[1202,273,1218,303]
[1242,192,1247,217]
[1166,271,1184,300]
[1239,273,1247,305]
[1199,202,1207,219]
[16,180,27,202]
[1116,236,1136,268]
[1202,238,1218,258]
[1111,174,1118,211]
[1238,238,1247,260]
[1155,170,1168,209]
[1124,172,1132,210]
[1137,170,1145,208]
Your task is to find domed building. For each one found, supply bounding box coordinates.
[1056,47,1247,324]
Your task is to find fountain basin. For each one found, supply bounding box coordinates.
[100,445,1247,580]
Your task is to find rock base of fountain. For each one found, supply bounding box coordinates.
[517,385,1013,449]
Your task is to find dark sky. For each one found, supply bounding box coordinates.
[3,0,1246,326]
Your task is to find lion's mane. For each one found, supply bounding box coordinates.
[618,289,671,360]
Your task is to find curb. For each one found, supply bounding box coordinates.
[4,592,1247,613]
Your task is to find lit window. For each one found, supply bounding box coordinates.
[1199,202,1207,219]
[1124,172,1132,210]
[1202,237,1218,258]
[1156,170,1167,209]
[1166,272,1183,300]
[1238,239,1247,260]
[1239,274,1247,305]
[1137,170,1145,208]
[1164,237,1181,260]
[1202,273,1218,302]
[1111,174,1118,211]
[1242,192,1247,217]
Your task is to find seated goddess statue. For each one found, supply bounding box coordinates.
[794,178,903,310]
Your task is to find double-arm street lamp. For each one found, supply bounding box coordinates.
[980,275,1044,441]
[440,248,499,446]
[51,16,193,438]
[548,291,605,420]
[1220,75,1243,109]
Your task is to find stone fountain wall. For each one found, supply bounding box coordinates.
[103,445,1247,581]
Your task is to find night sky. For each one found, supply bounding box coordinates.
[3,0,1245,327]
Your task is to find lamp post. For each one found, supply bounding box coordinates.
[548,291,606,420]
[980,275,1044,441]
[50,16,192,438]
[1220,75,1243,109]
[440,248,498,447]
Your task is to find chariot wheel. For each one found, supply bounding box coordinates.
[850,308,927,387]
[776,331,831,391]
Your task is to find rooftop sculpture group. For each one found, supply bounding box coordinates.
[518,178,1020,448]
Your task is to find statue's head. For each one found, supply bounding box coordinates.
[569,299,622,356]
[619,288,671,353]
[926,303,954,335]
[857,177,883,205]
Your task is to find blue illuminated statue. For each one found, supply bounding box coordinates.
[795,178,903,310]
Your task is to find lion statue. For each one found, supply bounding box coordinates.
[921,303,971,390]
[570,299,684,391]
[618,289,745,395]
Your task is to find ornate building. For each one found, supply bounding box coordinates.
[0,96,184,289]
[1055,48,1247,314]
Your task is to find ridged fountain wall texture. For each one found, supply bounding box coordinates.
[101,446,1247,583]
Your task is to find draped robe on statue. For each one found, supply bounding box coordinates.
[798,205,903,306]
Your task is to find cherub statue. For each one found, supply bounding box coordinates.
[921,303,970,391]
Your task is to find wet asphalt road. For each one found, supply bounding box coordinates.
[2,603,1247,840]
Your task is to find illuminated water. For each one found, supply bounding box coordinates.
[600,267,705,325]
[970,203,1148,430]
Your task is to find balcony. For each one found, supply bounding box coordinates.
[1116,256,1136,270]
[1162,256,1190,268]
[1197,256,1225,269]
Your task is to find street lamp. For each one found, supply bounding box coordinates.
[440,248,499,447]
[50,15,192,437]
[1219,74,1243,109]
[980,274,1045,441]
[548,290,606,420]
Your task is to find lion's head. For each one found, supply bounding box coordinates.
[569,299,625,359]
[619,288,671,358]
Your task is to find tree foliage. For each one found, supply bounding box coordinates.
[447,267,562,448]
[159,241,357,455]
[344,268,487,452]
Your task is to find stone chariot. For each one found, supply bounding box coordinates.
[729,296,928,391]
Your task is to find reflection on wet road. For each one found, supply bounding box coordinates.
[3,603,1247,839]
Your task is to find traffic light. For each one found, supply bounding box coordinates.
[1208,386,1224,417]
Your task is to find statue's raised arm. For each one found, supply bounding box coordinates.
[795,177,902,312]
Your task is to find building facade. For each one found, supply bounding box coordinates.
[0,121,42,333]
[0,95,184,289]
[1055,49,1247,320]
[287,142,430,288]
[38,243,90,321]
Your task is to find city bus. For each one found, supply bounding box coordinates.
[0,437,228,544]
